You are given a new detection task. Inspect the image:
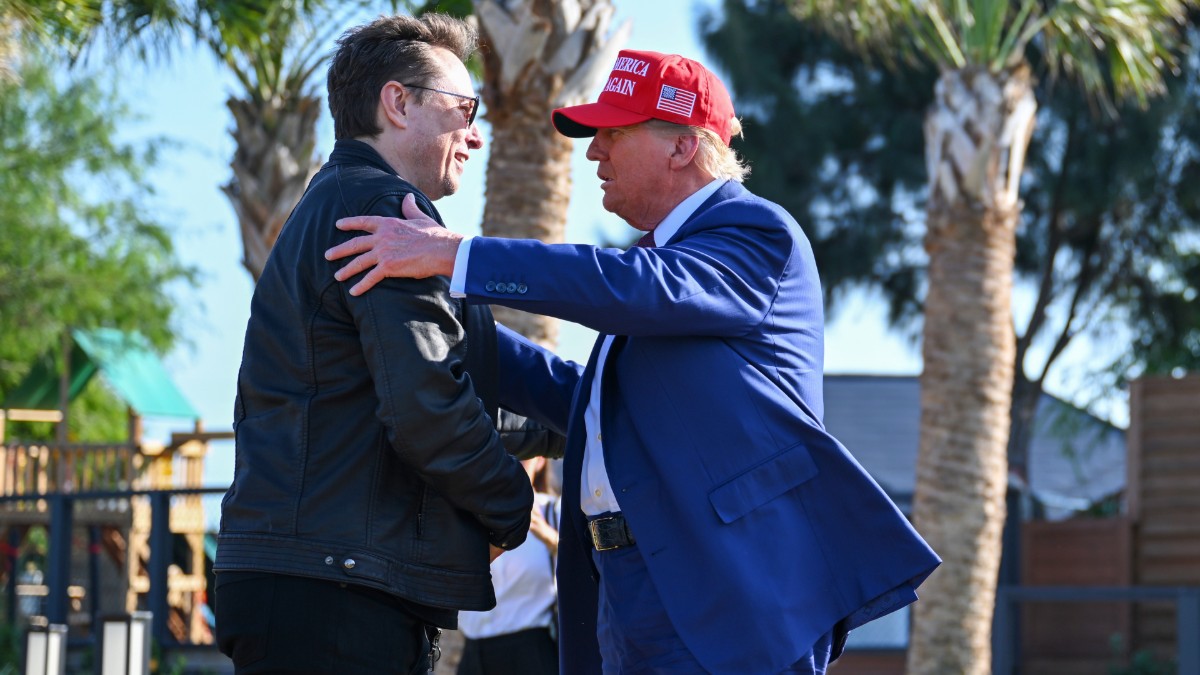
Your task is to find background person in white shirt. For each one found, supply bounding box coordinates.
[457,456,561,675]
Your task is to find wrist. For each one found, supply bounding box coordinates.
[442,232,464,276]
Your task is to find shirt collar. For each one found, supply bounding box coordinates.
[651,178,726,247]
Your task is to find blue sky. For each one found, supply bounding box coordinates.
[115,0,1121,487]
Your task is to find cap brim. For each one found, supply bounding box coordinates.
[552,102,652,138]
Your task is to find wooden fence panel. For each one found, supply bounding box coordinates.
[1129,375,1200,659]
[1020,517,1132,671]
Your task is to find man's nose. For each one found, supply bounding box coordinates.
[585,135,604,161]
[467,122,484,149]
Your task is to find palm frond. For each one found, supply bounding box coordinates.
[1040,0,1189,110]
[789,0,1191,109]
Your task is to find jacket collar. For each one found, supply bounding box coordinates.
[327,139,400,176]
[662,179,746,247]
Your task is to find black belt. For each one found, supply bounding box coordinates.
[588,513,636,551]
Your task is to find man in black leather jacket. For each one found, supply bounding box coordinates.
[214,15,543,674]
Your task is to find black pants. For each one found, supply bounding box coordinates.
[457,627,558,675]
[215,571,434,674]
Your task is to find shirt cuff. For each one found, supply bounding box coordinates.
[449,236,473,298]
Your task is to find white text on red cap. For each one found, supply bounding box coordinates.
[602,56,650,98]
[612,57,650,77]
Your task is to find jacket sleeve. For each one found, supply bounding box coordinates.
[338,192,532,550]
[461,199,800,338]
[496,409,565,461]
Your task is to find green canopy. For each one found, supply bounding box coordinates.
[3,328,198,419]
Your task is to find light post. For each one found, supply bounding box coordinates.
[24,621,68,675]
[100,611,152,675]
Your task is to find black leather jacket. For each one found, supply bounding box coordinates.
[216,140,538,613]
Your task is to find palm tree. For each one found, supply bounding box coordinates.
[473,0,629,346]
[201,3,334,281]
[786,0,1190,671]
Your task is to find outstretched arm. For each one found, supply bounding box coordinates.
[327,192,800,338]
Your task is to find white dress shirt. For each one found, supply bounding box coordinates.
[581,178,724,515]
[457,493,560,639]
[451,178,726,516]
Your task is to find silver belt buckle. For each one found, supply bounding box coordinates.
[589,517,619,551]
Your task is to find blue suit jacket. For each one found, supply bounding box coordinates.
[470,181,939,674]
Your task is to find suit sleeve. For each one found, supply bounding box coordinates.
[496,323,582,437]
[462,200,797,338]
[339,192,532,550]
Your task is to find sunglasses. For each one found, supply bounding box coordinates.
[404,84,480,128]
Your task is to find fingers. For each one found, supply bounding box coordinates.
[332,249,375,282]
[325,233,373,263]
[348,267,387,297]
[334,214,387,234]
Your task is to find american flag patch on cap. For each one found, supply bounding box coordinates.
[656,85,697,118]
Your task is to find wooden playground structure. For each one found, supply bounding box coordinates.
[0,329,232,649]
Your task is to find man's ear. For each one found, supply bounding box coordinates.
[380,81,409,130]
[668,134,701,170]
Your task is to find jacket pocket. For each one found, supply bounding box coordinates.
[708,442,818,524]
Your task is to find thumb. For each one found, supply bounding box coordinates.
[401,192,424,220]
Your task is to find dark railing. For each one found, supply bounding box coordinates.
[1,488,227,648]
[993,585,1200,674]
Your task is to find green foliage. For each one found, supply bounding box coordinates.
[0,1,293,65]
[151,639,188,675]
[0,55,194,435]
[1109,634,1177,675]
[0,618,19,674]
[416,0,472,18]
[201,1,341,108]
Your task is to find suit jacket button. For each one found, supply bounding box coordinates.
[485,281,496,292]
[517,283,528,294]
[506,282,518,293]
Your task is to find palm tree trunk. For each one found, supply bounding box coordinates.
[907,66,1035,674]
[475,0,629,348]
[222,93,322,282]
[480,110,575,346]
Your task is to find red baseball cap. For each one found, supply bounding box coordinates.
[552,49,737,145]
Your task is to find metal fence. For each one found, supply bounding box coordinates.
[1,488,226,649]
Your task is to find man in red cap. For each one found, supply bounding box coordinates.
[326,49,939,674]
